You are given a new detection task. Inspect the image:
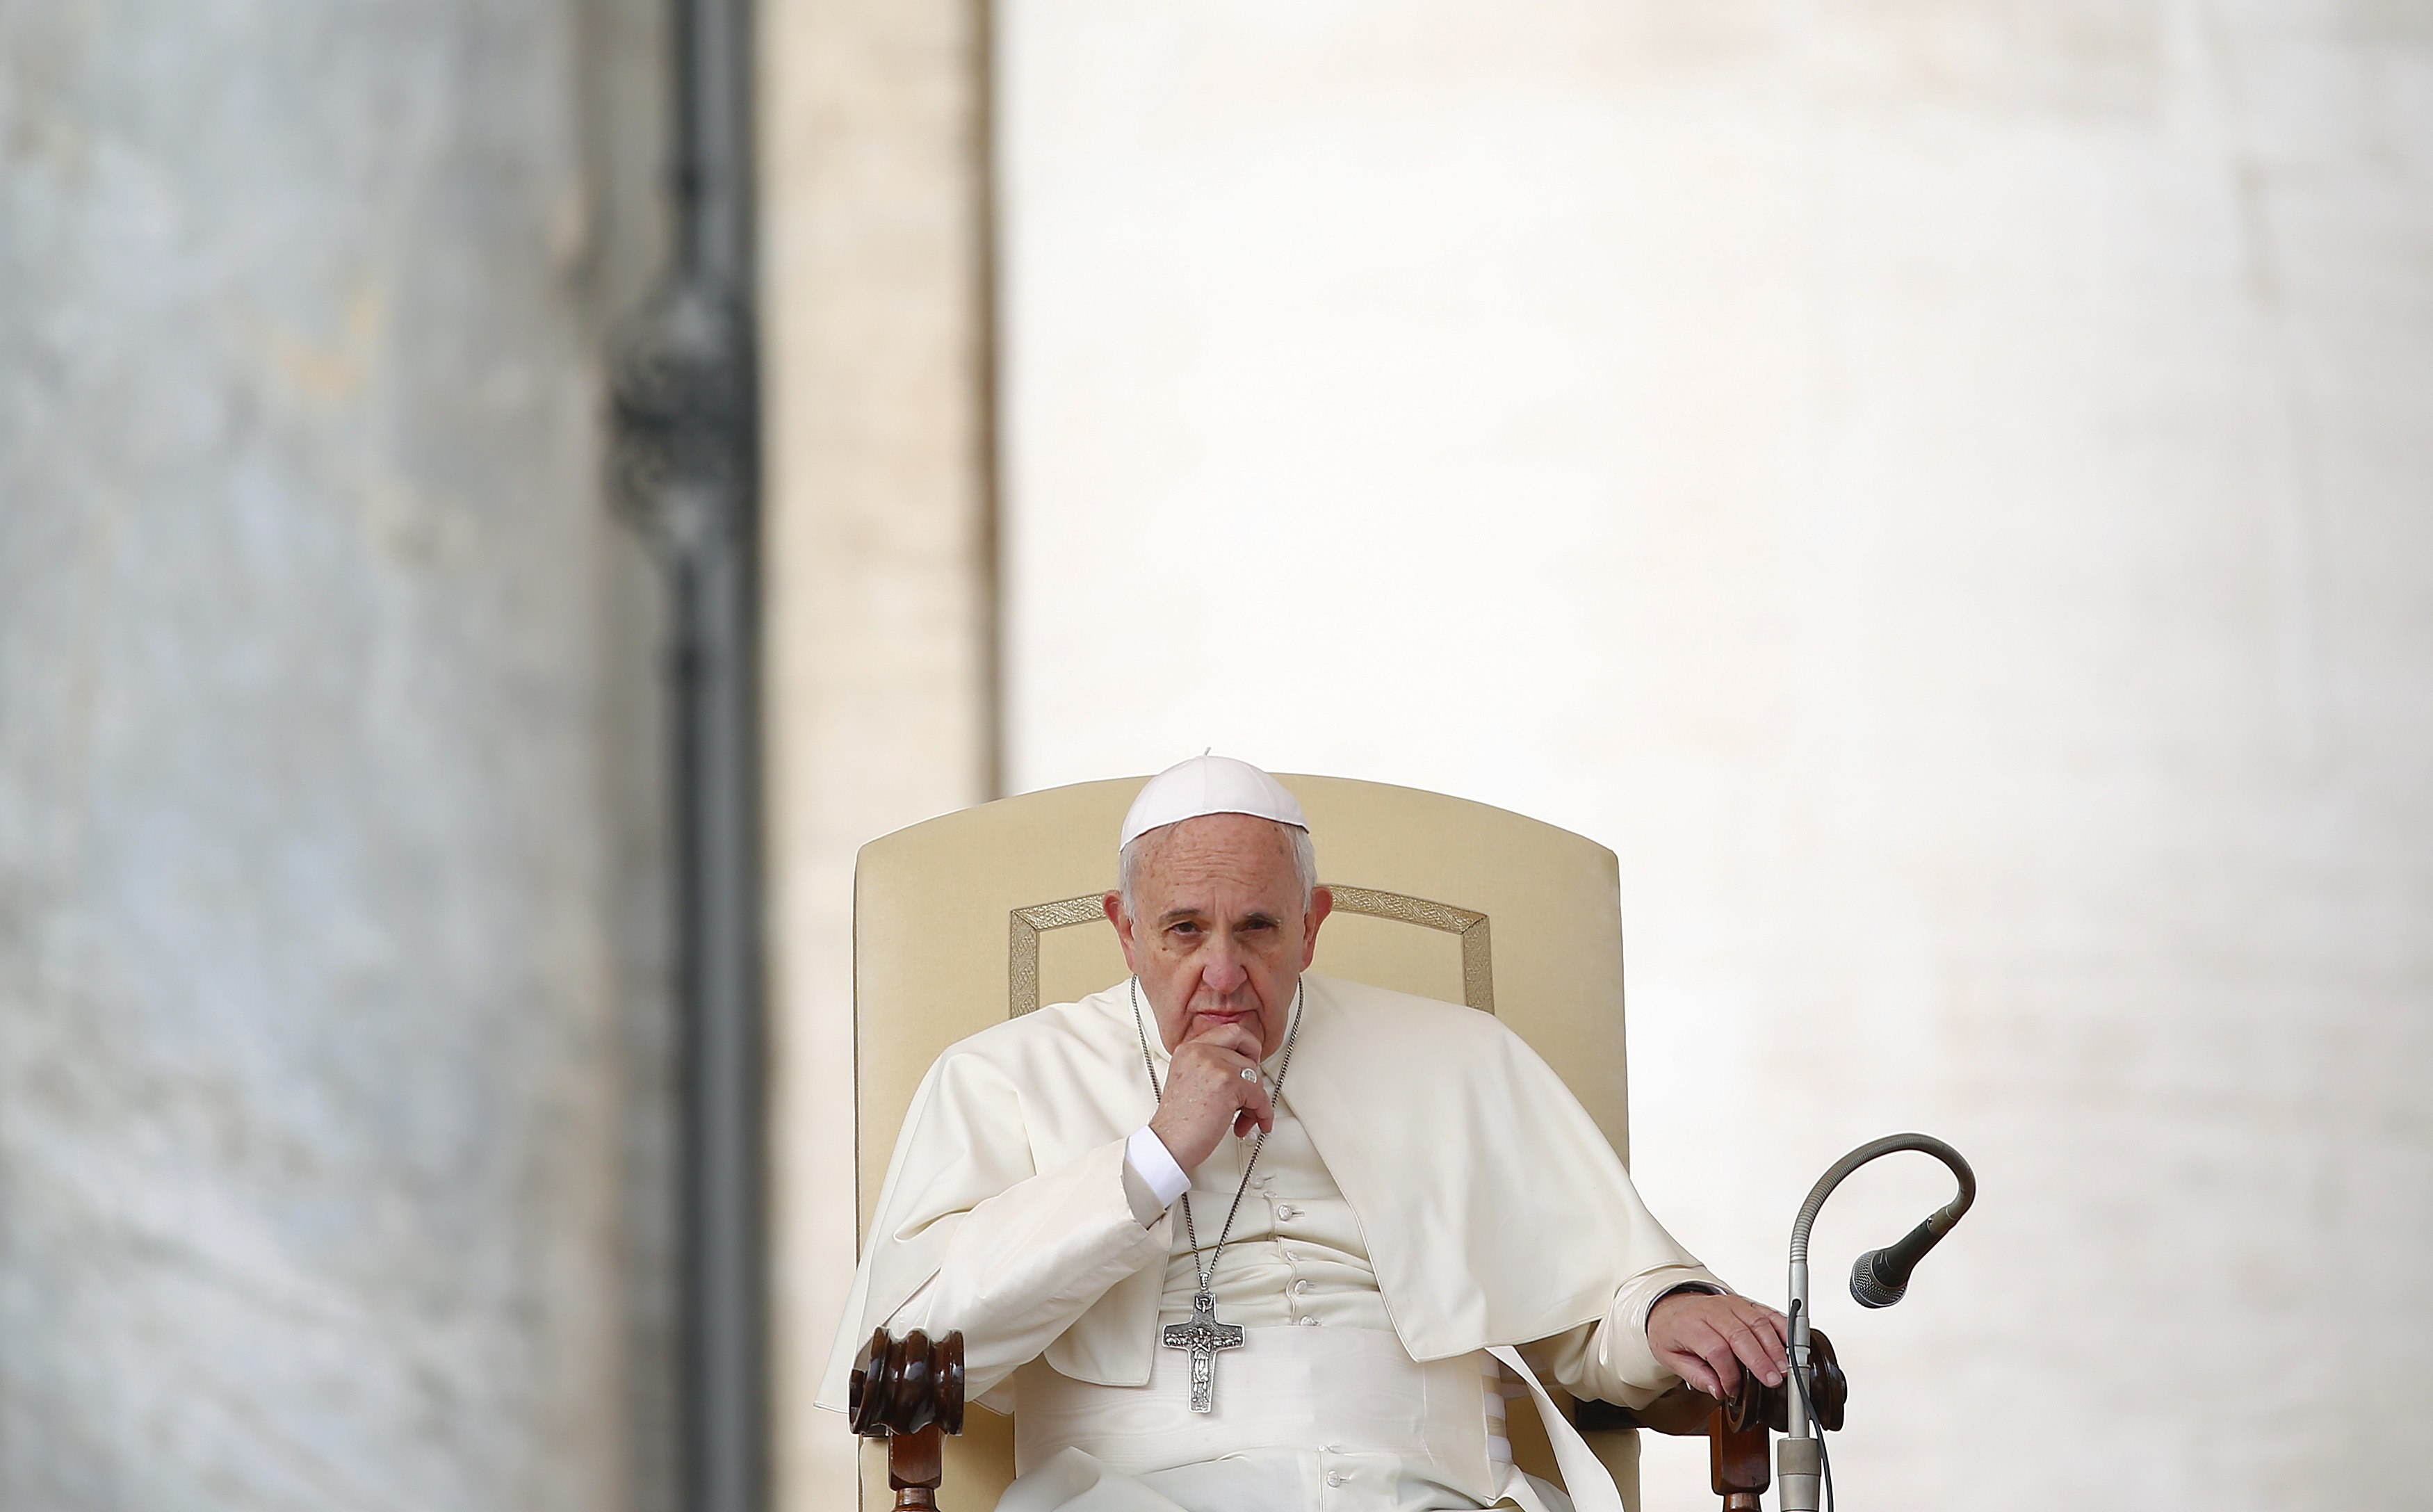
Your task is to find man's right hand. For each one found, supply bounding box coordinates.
[1147,1023,1275,1173]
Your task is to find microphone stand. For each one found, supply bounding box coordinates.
[1780,1133,1977,1512]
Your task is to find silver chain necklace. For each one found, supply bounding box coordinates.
[1130,975,1304,1413]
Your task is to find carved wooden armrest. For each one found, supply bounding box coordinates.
[849,1328,966,1511]
[1573,1328,1846,1512]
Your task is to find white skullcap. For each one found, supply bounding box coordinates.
[1118,755,1308,851]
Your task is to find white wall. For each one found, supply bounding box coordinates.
[997,3,2433,1506]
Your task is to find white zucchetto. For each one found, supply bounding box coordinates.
[1118,755,1308,850]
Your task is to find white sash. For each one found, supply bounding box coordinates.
[1011,1328,1629,1512]
[1487,1347,1625,1512]
[1014,1327,1495,1499]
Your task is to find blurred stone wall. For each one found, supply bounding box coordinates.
[0,1,677,1507]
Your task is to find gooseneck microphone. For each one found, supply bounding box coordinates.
[1778,1132,1977,1512]
[1850,1206,1962,1308]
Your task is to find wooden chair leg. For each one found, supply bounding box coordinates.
[888,1422,943,1512]
[1709,1403,1769,1512]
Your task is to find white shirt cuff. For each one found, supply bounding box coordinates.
[1124,1125,1193,1210]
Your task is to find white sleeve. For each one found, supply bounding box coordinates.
[1518,1263,1730,1408]
[1125,1125,1193,1210]
[888,1135,1173,1400]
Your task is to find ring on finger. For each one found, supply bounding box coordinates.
[1238,1066,1259,1082]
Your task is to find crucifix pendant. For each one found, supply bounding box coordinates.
[1160,1290,1245,1414]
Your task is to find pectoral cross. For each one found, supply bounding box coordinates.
[1160,1290,1246,1414]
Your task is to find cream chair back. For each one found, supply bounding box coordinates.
[852,774,1640,1509]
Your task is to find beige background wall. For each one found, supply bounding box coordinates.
[759,1,995,1507]
[993,3,2432,1509]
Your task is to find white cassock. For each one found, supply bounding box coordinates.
[820,974,1726,1512]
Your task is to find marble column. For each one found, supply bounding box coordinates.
[0,0,676,1506]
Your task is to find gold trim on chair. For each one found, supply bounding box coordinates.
[1007,893,1113,1021]
[1007,885,1495,1017]
[1324,885,1495,1015]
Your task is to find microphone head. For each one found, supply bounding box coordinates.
[1848,1248,1909,1308]
[1849,1214,1947,1308]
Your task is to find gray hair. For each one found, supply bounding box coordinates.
[1116,819,1318,921]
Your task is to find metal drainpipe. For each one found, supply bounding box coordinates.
[609,0,765,1502]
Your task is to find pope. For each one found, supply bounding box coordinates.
[822,756,1790,1512]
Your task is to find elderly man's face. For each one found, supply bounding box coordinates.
[1107,814,1333,1059]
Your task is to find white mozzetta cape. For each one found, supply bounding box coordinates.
[819,973,1710,1413]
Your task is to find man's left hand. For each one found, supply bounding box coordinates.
[1647,1291,1790,1401]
